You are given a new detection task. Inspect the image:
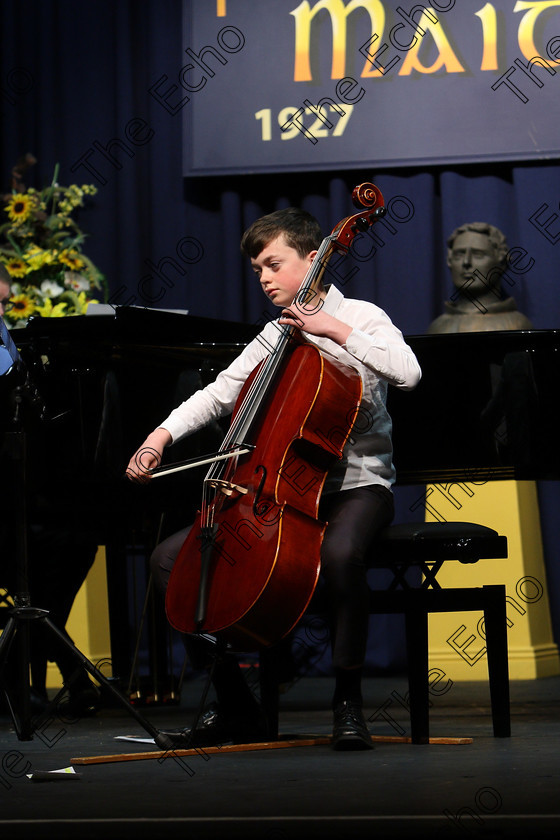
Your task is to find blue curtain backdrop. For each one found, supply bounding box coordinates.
[2,0,559,670]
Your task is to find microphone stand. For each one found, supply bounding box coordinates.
[0,318,175,749]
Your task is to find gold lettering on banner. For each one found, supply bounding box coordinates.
[476,3,499,71]
[514,0,560,61]
[291,0,386,81]
[398,8,464,74]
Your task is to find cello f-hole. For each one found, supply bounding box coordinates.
[252,465,283,526]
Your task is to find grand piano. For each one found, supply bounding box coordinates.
[3,308,559,689]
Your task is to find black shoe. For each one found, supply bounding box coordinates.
[58,672,101,718]
[157,703,269,750]
[68,684,101,716]
[332,700,373,751]
[55,665,102,717]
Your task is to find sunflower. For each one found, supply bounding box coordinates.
[59,250,85,271]
[8,292,36,320]
[5,193,35,224]
[2,257,28,278]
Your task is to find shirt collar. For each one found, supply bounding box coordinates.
[322,284,344,316]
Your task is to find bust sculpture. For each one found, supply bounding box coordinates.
[427,222,533,334]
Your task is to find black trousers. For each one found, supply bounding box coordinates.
[151,484,394,670]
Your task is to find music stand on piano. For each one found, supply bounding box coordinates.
[0,315,176,748]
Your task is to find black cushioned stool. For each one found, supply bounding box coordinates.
[369,520,510,744]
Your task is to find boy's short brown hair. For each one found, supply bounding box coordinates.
[240,208,322,259]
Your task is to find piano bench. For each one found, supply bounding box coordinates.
[370,520,508,589]
[368,520,510,743]
[258,521,510,744]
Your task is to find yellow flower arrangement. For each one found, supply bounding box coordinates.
[1,161,107,328]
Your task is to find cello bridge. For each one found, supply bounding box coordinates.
[207,479,249,497]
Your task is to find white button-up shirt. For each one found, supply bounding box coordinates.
[160,285,421,493]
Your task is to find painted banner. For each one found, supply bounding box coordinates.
[147,1,560,175]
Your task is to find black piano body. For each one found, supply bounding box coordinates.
[389,328,560,485]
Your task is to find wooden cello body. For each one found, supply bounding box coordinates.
[166,341,362,649]
[164,183,386,650]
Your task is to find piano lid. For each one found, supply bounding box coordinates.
[18,306,261,366]
[390,329,560,484]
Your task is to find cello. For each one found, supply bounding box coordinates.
[162,183,386,651]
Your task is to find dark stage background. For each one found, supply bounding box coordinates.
[2,0,560,670]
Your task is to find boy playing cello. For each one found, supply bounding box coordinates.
[127,207,421,750]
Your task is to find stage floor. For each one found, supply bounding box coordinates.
[1,675,559,839]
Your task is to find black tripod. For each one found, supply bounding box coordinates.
[0,320,175,749]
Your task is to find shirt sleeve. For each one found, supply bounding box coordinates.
[342,307,421,391]
[159,322,279,443]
